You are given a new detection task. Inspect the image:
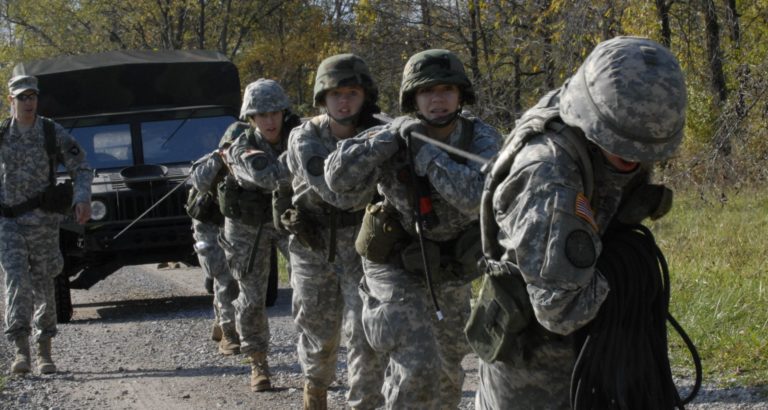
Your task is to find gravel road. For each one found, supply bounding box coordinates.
[0,263,765,409]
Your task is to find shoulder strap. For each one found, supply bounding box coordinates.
[545,120,594,200]
[0,118,10,147]
[42,118,58,185]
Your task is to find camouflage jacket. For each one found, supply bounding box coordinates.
[0,116,92,224]
[325,115,501,242]
[226,127,289,193]
[483,88,650,335]
[286,114,378,214]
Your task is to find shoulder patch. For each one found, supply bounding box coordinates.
[574,193,598,231]
[251,156,268,170]
[69,146,80,156]
[306,156,324,177]
[565,229,596,268]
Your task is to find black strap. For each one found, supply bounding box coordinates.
[43,118,57,185]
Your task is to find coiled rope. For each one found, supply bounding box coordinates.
[570,224,702,410]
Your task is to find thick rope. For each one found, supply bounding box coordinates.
[570,224,702,410]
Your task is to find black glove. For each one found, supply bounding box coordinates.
[391,116,428,153]
[204,277,214,294]
[615,184,674,225]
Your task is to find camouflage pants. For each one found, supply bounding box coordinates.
[0,220,63,343]
[475,337,574,409]
[360,258,471,410]
[192,219,237,328]
[219,217,288,354]
[289,226,386,410]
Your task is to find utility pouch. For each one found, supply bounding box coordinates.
[453,223,484,282]
[40,180,73,214]
[280,207,325,252]
[238,190,269,227]
[217,175,241,219]
[272,185,293,233]
[400,240,441,276]
[355,202,407,263]
[186,187,223,225]
[464,269,534,363]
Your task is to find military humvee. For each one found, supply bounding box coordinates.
[13,50,279,322]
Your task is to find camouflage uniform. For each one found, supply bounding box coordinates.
[222,125,290,356]
[287,114,387,409]
[189,151,237,339]
[473,37,687,409]
[325,49,501,409]
[0,115,92,343]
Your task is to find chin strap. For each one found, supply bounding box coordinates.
[328,112,360,126]
[416,109,461,128]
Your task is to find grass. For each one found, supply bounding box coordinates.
[649,189,768,389]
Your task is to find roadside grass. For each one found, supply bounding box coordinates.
[649,189,768,389]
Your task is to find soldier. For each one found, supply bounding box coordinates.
[218,79,297,392]
[188,122,244,353]
[470,36,686,408]
[285,54,387,410]
[1,75,93,374]
[324,49,501,409]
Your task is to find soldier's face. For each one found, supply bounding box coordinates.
[324,86,365,122]
[9,91,38,125]
[415,84,460,123]
[249,111,284,144]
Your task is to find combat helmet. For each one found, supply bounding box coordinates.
[399,49,475,113]
[313,54,378,107]
[240,79,291,121]
[559,36,687,162]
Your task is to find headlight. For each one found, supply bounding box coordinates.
[90,200,107,221]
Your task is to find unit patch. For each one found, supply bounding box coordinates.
[564,229,596,268]
[307,156,324,176]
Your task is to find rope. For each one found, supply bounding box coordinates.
[570,224,702,410]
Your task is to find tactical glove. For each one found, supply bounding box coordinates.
[391,116,428,153]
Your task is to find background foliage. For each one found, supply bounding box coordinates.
[2,0,767,189]
[1,0,766,390]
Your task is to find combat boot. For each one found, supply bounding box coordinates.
[211,322,222,342]
[11,336,31,374]
[303,381,327,410]
[218,325,240,355]
[249,352,271,392]
[36,339,57,374]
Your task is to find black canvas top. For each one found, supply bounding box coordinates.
[13,49,241,119]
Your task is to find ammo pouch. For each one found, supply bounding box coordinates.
[355,202,406,263]
[217,175,270,226]
[464,263,535,363]
[186,187,223,225]
[399,224,484,284]
[40,180,74,214]
[272,185,293,233]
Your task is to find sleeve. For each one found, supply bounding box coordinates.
[495,156,609,335]
[324,125,397,195]
[189,152,223,193]
[287,122,374,210]
[55,123,93,205]
[227,134,282,192]
[417,120,501,216]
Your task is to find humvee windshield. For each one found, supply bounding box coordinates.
[66,114,232,169]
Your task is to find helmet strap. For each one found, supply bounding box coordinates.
[416,109,460,129]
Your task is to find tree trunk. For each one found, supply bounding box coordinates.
[654,0,673,48]
[703,0,727,107]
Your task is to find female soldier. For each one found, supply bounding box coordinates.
[285,54,386,410]
[324,49,501,409]
[218,78,298,392]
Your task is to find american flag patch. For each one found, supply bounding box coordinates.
[574,193,598,231]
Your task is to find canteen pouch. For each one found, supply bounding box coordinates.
[464,270,534,363]
[217,175,241,219]
[40,180,73,214]
[355,202,407,263]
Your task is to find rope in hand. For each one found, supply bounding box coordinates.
[570,224,702,410]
